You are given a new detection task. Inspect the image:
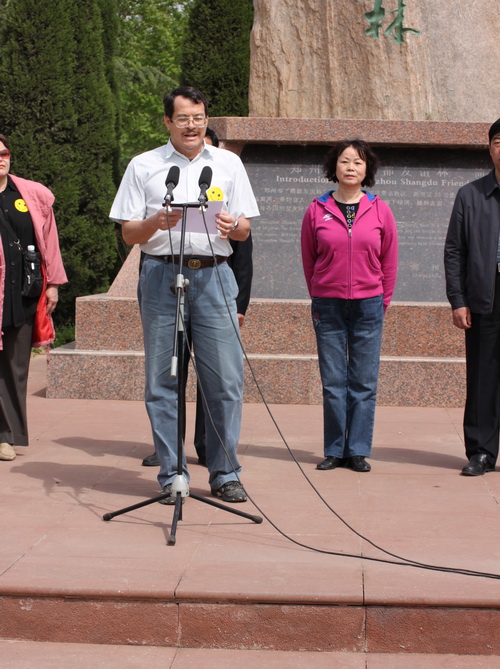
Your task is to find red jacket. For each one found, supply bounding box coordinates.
[301,190,398,311]
[0,175,67,348]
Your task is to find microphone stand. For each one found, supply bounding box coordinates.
[103,199,262,545]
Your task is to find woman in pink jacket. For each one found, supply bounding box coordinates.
[0,134,67,461]
[301,139,398,472]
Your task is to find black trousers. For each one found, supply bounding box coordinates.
[0,316,34,446]
[464,273,500,466]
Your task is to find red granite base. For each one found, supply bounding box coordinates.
[48,298,465,407]
[1,596,499,655]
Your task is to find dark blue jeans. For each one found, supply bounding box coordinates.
[312,295,384,458]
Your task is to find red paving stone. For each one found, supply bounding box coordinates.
[1,355,500,659]
[1,643,500,668]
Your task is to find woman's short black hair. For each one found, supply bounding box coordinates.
[0,134,10,150]
[323,138,380,188]
[205,127,219,147]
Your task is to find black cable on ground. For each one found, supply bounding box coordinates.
[175,208,500,581]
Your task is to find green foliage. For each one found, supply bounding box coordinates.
[0,0,120,326]
[181,0,254,117]
[117,0,190,167]
[51,321,76,348]
[98,0,122,185]
[0,0,252,337]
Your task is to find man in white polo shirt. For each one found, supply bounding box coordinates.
[110,86,259,503]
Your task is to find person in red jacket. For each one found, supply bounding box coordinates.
[0,133,67,461]
[301,139,398,473]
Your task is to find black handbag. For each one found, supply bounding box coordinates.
[21,245,43,297]
[0,207,43,298]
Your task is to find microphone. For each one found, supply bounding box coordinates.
[198,166,212,205]
[164,165,180,206]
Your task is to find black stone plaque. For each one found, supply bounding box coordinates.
[241,145,491,303]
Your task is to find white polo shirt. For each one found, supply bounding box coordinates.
[109,140,260,257]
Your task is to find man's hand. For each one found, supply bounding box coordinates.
[216,210,237,239]
[122,207,181,245]
[216,212,250,241]
[154,207,182,231]
[452,306,472,329]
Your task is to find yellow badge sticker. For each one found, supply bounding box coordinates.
[207,187,224,201]
[14,199,29,213]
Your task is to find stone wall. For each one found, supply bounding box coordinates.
[249,0,498,122]
[46,119,482,407]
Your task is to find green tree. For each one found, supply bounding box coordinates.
[99,0,122,186]
[0,0,120,326]
[180,0,254,117]
[62,0,120,310]
[117,0,190,167]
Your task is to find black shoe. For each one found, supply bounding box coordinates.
[197,456,207,467]
[159,484,185,505]
[347,456,371,472]
[142,452,159,467]
[316,456,346,470]
[461,454,495,476]
[211,481,247,502]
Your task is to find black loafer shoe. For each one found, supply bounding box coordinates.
[142,452,159,467]
[347,456,371,472]
[461,453,494,476]
[316,456,346,470]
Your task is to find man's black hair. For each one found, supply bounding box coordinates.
[163,86,208,118]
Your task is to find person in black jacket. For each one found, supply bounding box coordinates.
[444,118,500,476]
[141,127,253,468]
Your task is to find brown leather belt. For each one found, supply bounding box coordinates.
[167,255,227,269]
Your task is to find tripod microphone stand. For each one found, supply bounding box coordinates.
[103,198,262,545]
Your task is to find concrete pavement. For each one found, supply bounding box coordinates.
[1,355,500,665]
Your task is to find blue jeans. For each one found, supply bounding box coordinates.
[312,296,384,458]
[139,256,243,490]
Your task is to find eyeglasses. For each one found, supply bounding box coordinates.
[171,115,207,129]
[0,150,10,159]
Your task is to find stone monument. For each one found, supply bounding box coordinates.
[47,1,496,407]
[249,0,498,122]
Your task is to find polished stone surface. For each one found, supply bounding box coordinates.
[238,144,490,302]
[210,118,490,149]
[49,290,465,407]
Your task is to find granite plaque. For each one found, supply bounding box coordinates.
[241,145,491,303]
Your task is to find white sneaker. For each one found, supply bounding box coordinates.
[0,442,16,460]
